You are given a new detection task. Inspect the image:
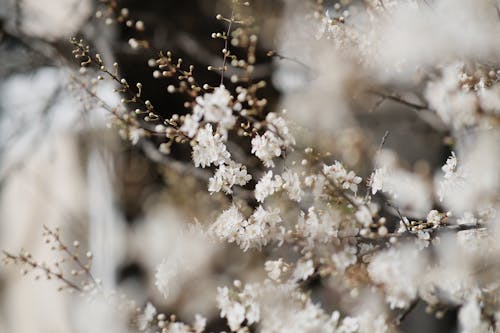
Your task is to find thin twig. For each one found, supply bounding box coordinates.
[386,201,418,238]
[140,140,255,201]
[71,76,165,136]
[3,250,82,292]
[367,90,429,111]
[369,95,387,112]
[174,33,271,80]
[220,9,234,86]
[267,51,313,73]
[320,169,362,211]
[43,225,99,289]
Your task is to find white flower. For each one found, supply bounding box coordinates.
[226,280,346,333]
[370,167,386,195]
[368,246,425,309]
[251,131,282,168]
[265,259,285,281]
[343,171,362,193]
[129,128,146,145]
[438,151,467,202]
[425,63,479,129]
[193,314,207,333]
[292,259,314,281]
[426,210,443,227]
[192,124,230,168]
[210,205,281,252]
[442,151,457,179]
[208,161,252,194]
[169,322,192,333]
[239,206,282,251]
[137,302,156,331]
[315,10,334,40]
[251,112,295,168]
[338,316,359,333]
[323,162,362,193]
[240,283,260,325]
[358,313,389,333]
[355,206,372,228]
[216,283,262,332]
[416,231,431,250]
[254,171,283,202]
[180,113,200,138]
[210,205,246,245]
[296,207,339,245]
[216,286,246,331]
[459,298,490,333]
[210,205,282,251]
[195,85,236,130]
[155,258,178,299]
[331,246,357,273]
[282,169,303,202]
[266,112,295,147]
[382,168,432,216]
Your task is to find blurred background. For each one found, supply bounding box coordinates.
[0,0,467,332]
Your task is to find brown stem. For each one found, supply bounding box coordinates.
[367,90,429,111]
[220,9,235,86]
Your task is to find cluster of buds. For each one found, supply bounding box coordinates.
[149,51,202,99]
[96,1,146,33]
[2,225,98,293]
